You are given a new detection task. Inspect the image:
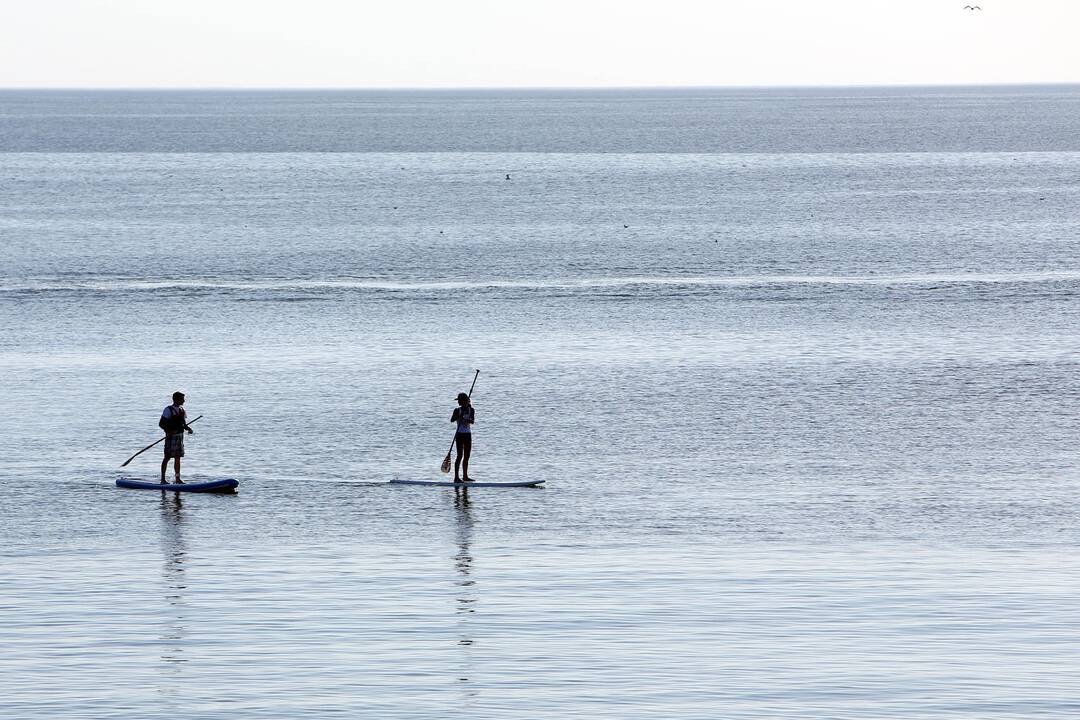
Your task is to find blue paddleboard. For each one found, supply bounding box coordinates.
[117,477,239,493]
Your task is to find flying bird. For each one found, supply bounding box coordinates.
[963,5,981,9]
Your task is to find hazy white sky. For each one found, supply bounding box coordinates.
[1,0,1076,88]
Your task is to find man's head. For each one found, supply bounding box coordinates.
[456,392,470,406]
[172,391,185,405]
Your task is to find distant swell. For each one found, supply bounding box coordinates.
[5,271,1080,295]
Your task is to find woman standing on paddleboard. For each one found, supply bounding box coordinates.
[451,392,475,482]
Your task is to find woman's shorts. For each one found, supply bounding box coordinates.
[163,433,185,458]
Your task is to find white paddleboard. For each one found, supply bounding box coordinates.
[389,479,545,488]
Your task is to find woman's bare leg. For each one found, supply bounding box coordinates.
[454,436,463,481]
[461,436,472,481]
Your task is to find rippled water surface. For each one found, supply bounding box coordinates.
[3,88,1080,718]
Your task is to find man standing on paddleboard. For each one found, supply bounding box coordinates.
[451,392,475,482]
[159,391,194,483]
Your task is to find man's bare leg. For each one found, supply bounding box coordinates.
[161,456,170,483]
[174,456,184,483]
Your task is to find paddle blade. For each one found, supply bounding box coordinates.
[440,452,452,473]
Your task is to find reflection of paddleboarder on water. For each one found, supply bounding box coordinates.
[451,392,475,482]
[158,492,189,681]
[159,391,194,484]
[452,490,478,700]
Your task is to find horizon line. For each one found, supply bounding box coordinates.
[2,81,1079,92]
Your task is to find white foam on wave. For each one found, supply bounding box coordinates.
[6,270,1080,293]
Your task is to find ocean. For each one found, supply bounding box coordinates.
[2,86,1080,718]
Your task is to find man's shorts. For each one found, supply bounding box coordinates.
[163,433,185,458]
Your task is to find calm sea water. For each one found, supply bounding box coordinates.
[2,87,1080,718]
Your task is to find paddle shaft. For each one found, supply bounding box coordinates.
[120,415,202,467]
[442,370,479,468]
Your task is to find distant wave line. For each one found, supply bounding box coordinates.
[6,271,1080,293]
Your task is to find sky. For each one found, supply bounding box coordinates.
[1,0,1077,88]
